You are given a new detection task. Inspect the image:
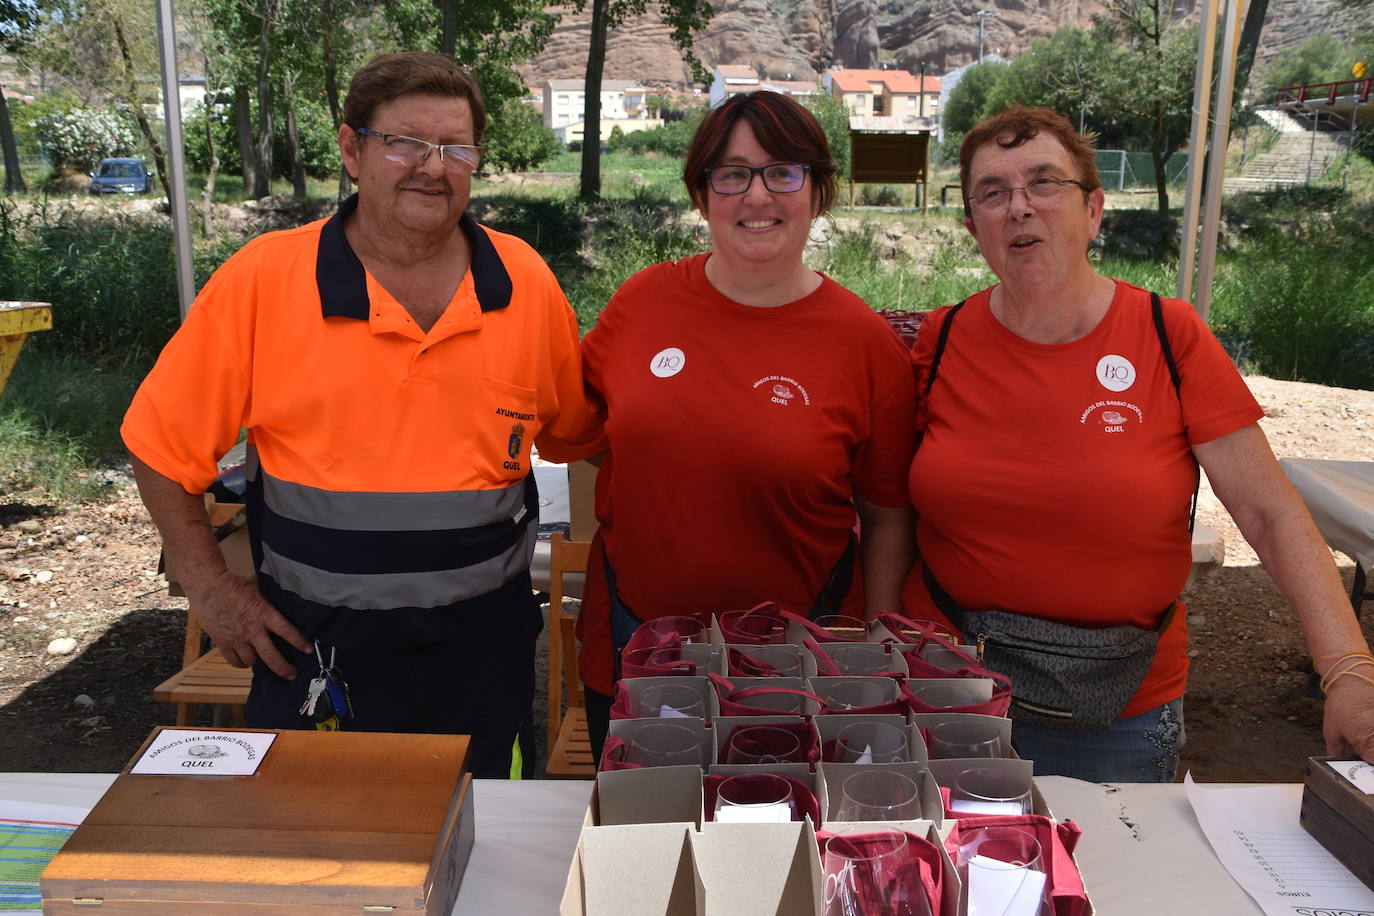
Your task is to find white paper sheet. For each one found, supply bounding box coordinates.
[966,856,1048,916]
[130,729,276,776]
[1184,772,1374,915]
[714,801,795,823]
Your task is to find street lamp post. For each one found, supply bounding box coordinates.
[919,61,927,117]
[974,10,997,64]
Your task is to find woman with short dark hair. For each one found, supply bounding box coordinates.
[573,91,918,758]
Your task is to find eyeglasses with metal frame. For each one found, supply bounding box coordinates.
[353,126,482,173]
[966,176,1086,214]
[704,163,811,195]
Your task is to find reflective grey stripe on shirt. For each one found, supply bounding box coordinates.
[258,463,525,531]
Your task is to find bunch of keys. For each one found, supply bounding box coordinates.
[298,640,353,731]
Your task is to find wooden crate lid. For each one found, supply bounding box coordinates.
[42,728,471,910]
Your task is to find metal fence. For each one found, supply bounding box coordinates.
[1094,150,1189,190]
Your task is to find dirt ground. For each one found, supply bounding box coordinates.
[0,373,1371,780]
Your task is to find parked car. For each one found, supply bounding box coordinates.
[88,157,153,195]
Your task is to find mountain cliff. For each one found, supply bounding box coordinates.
[518,0,1368,90]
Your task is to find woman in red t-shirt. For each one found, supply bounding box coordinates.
[910,106,1374,780]
[574,92,919,759]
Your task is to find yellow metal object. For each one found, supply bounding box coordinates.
[0,301,53,396]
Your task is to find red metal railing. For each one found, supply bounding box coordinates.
[1274,78,1372,106]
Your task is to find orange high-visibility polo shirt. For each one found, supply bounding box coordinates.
[122,195,601,637]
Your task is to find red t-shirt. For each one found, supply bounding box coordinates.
[908,281,1263,717]
[576,253,918,694]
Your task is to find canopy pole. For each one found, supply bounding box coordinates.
[1195,0,1246,322]
[154,0,196,320]
[1177,0,1220,305]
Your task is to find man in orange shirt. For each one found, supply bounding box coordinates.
[123,53,599,777]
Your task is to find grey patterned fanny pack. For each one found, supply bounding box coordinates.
[926,570,1177,730]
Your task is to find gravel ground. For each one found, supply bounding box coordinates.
[0,374,1370,780]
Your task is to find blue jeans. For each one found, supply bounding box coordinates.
[1010,699,1185,783]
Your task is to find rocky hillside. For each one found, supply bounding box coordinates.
[518,0,1369,90]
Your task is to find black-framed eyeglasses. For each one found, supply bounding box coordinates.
[704,163,810,195]
[353,126,482,173]
[966,177,1086,214]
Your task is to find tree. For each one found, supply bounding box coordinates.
[941,60,1008,137]
[28,0,173,190]
[574,0,713,200]
[1094,1,1197,218]
[483,97,560,173]
[804,88,851,178]
[1255,34,1350,98]
[983,29,1113,133]
[1,0,39,191]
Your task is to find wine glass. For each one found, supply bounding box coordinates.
[908,681,980,710]
[825,643,892,675]
[641,615,705,643]
[836,721,909,764]
[728,644,803,678]
[721,614,787,644]
[713,773,799,823]
[820,678,892,712]
[835,770,922,822]
[622,722,702,767]
[634,682,705,719]
[814,614,869,639]
[949,767,1033,816]
[724,725,804,765]
[928,720,1005,759]
[823,825,932,916]
[955,826,1052,916]
[920,644,975,673]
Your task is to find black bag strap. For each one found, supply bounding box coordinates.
[921,299,966,398]
[808,532,857,620]
[1150,291,1200,533]
[924,564,1178,635]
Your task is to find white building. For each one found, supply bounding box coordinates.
[709,65,760,108]
[543,79,649,130]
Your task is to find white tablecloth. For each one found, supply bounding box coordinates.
[1280,458,1374,574]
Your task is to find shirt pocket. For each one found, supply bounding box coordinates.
[473,375,542,484]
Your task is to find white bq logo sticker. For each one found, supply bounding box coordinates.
[1095,354,1136,392]
[650,347,686,378]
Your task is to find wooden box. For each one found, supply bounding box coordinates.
[1299,756,1374,893]
[40,728,475,914]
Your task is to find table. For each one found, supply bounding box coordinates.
[4,774,1263,915]
[1280,458,1374,619]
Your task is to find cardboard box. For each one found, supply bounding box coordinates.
[1300,756,1374,892]
[40,728,475,914]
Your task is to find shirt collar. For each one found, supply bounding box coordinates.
[316,194,513,320]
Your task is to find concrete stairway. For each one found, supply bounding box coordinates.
[1225,126,1352,192]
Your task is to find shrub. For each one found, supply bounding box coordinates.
[804,90,851,178]
[33,106,137,173]
[483,99,562,173]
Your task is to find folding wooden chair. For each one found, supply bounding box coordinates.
[151,498,251,726]
[544,532,596,778]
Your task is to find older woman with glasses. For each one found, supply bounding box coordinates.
[910,105,1374,781]
[571,91,918,759]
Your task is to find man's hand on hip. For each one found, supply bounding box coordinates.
[197,569,313,680]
